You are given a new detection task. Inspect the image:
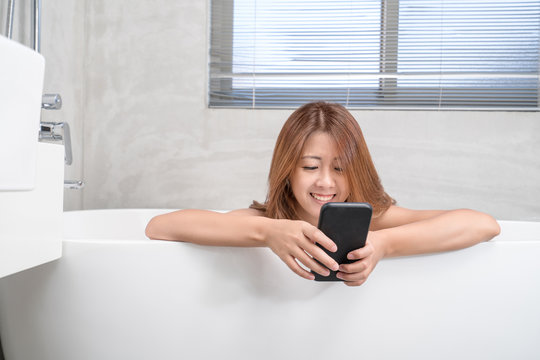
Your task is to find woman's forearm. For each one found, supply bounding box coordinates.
[146,209,341,279]
[375,209,501,258]
[145,210,270,247]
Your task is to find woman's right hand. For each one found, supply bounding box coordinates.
[263,219,339,280]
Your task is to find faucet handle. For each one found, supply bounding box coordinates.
[39,121,72,165]
[61,122,73,165]
[42,93,62,110]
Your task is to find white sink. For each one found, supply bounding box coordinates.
[0,35,45,190]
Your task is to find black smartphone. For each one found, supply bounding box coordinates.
[313,202,372,281]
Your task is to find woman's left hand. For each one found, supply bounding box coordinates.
[336,232,385,286]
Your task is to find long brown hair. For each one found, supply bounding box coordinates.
[251,102,394,219]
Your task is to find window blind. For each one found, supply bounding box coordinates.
[209,0,540,110]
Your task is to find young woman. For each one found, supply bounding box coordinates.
[145,102,500,286]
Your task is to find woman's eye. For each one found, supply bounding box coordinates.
[334,167,344,172]
[302,166,318,170]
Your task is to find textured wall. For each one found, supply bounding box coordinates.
[4,0,538,220]
[359,110,540,220]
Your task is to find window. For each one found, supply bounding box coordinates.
[209,0,540,110]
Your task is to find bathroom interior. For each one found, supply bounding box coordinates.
[0,0,539,359]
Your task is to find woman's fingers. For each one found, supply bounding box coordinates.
[266,220,341,279]
[302,243,339,273]
[338,260,367,274]
[294,248,332,277]
[277,240,332,277]
[336,267,368,282]
[347,243,373,260]
[301,225,339,272]
[306,225,337,253]
[336,240,384,286]
[272,225,381,285]
[282,255,316,280]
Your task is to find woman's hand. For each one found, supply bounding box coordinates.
[336,231,385,286]
[263,219,340,280]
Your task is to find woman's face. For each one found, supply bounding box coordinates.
[290,131,350,225]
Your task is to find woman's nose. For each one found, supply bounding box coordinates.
[316,168,335,187]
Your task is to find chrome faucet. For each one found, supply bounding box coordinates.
[40,93,70,164]
[39,93,84,189]
[39,121,72,165]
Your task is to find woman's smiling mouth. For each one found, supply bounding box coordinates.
[310,193,335,202]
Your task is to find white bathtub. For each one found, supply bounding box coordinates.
[1,209,539,360]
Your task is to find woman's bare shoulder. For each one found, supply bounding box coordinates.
[226,208,265,217]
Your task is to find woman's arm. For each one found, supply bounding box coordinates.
[145,209,340,280]
[337,206,501,286]
[145,209,269,246]
[372,206,501,257]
